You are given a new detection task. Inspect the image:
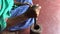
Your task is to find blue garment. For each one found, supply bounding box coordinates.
[8,0,34,31]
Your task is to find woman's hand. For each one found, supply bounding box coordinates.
[5,4,41,28]
[34,4,41,17]
[25,4,41,18]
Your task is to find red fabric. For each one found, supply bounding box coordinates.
[33,0,60,34]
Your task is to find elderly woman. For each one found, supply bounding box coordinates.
[0,0,41,33]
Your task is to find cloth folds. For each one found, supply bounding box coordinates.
[0,0,34,31]
[0,0,14,31]
[8,0,34,31]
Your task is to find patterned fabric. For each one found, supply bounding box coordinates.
[8,0,34,31]
[0,0,14,31]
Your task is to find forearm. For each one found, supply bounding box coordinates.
[6,13,28,27]
[6,4,41,27]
